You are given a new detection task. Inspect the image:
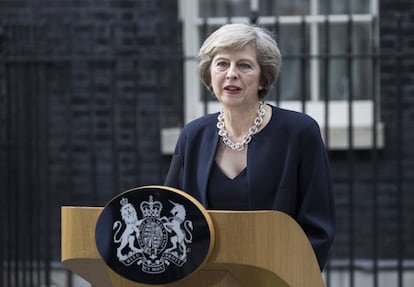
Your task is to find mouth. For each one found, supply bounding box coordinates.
[224,85,242,92]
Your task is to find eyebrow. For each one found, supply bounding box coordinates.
[213,56,256,64]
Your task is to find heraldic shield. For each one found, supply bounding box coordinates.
[95,185,215,285]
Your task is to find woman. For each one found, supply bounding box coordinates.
[164,23,335,270]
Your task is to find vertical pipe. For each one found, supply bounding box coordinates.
[43,62,51,287]
[89,61,97,197]
[111,60,120,197]
[225,0,232,23]
[35,26,43,287]
[66,25,75,287]
[201,19,208,116]
[10,34,19,287]
[266,0,271,15]
[67,272,73,287]
[309,0,319,102]
[34,33,42,287]
[0,122,4,287]
[22,25,31,287]
[0,21,4,287]
[110,15,120,196]
[19,24,30,287]
[211,0,217,18]
[5,24,12,287]
[35,52,51,286]
[395,13,404,287]
[346,13,355,287]
[274,18,281,106]
[371,14,379,287]
[0,82,4,287]
[28,21,37,287]
[14,28,21,287]
[300,16,307,113]
[26,22,37,286]
[133,58,141,185]
[178,20,184,126]
[66,23,74,220]
[323,2,331,285]
[323,4,331,157]
[154,20,163,183]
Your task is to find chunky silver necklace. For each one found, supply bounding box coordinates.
[217,101,266,151]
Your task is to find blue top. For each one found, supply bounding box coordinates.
[207,162,249,210]
[164,104,336,270]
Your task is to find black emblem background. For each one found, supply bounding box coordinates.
[95,186,213,285]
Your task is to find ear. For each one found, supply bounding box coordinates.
[258,86,263,90]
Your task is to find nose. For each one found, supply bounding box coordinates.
[226,64,238,79]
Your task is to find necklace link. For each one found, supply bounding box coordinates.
[216,101,266,152]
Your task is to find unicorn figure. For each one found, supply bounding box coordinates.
[163,200,193,259]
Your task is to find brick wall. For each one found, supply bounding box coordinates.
[378,0,414,258]
[328,0,414,260]
[0,0,182,261]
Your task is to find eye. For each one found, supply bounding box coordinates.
[238,62,252,70]
[216,61,229,68]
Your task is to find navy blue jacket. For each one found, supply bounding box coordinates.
[164,104,336,270]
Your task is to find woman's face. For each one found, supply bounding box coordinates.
[210,45,261,108]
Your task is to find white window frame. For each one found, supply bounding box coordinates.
[161,0,384,154]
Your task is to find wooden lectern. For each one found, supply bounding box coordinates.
[61,206,324,287]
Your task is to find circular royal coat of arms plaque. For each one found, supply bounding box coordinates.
[95,185,214,285]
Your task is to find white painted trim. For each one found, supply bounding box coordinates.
[180,0,203,124]
[193,14,374,26]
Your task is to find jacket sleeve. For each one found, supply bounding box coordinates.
[296,119,336,270]
[163,153,183,188]
[163,128,186,189]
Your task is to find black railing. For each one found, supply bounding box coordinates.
[0,17,183,287]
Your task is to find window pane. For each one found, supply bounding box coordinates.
[198,24,223,44]
[319,22,372,57]
[278,60,309,101]
[272,23,310,101]
[353,59,372,100]
[199,0,250,18]
[277,23,309,57]
[352,22,372,54]
[321,60,348,101]
[319,59,372,101]
[259,0,309,16]
[318,21,372,100]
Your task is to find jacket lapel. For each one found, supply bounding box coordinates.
[197,125,220,208]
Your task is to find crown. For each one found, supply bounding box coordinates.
[120,197,129,206]
[140,195,162,218]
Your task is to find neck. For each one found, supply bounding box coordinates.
[222,102,261,138]
[217,101,266,151]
